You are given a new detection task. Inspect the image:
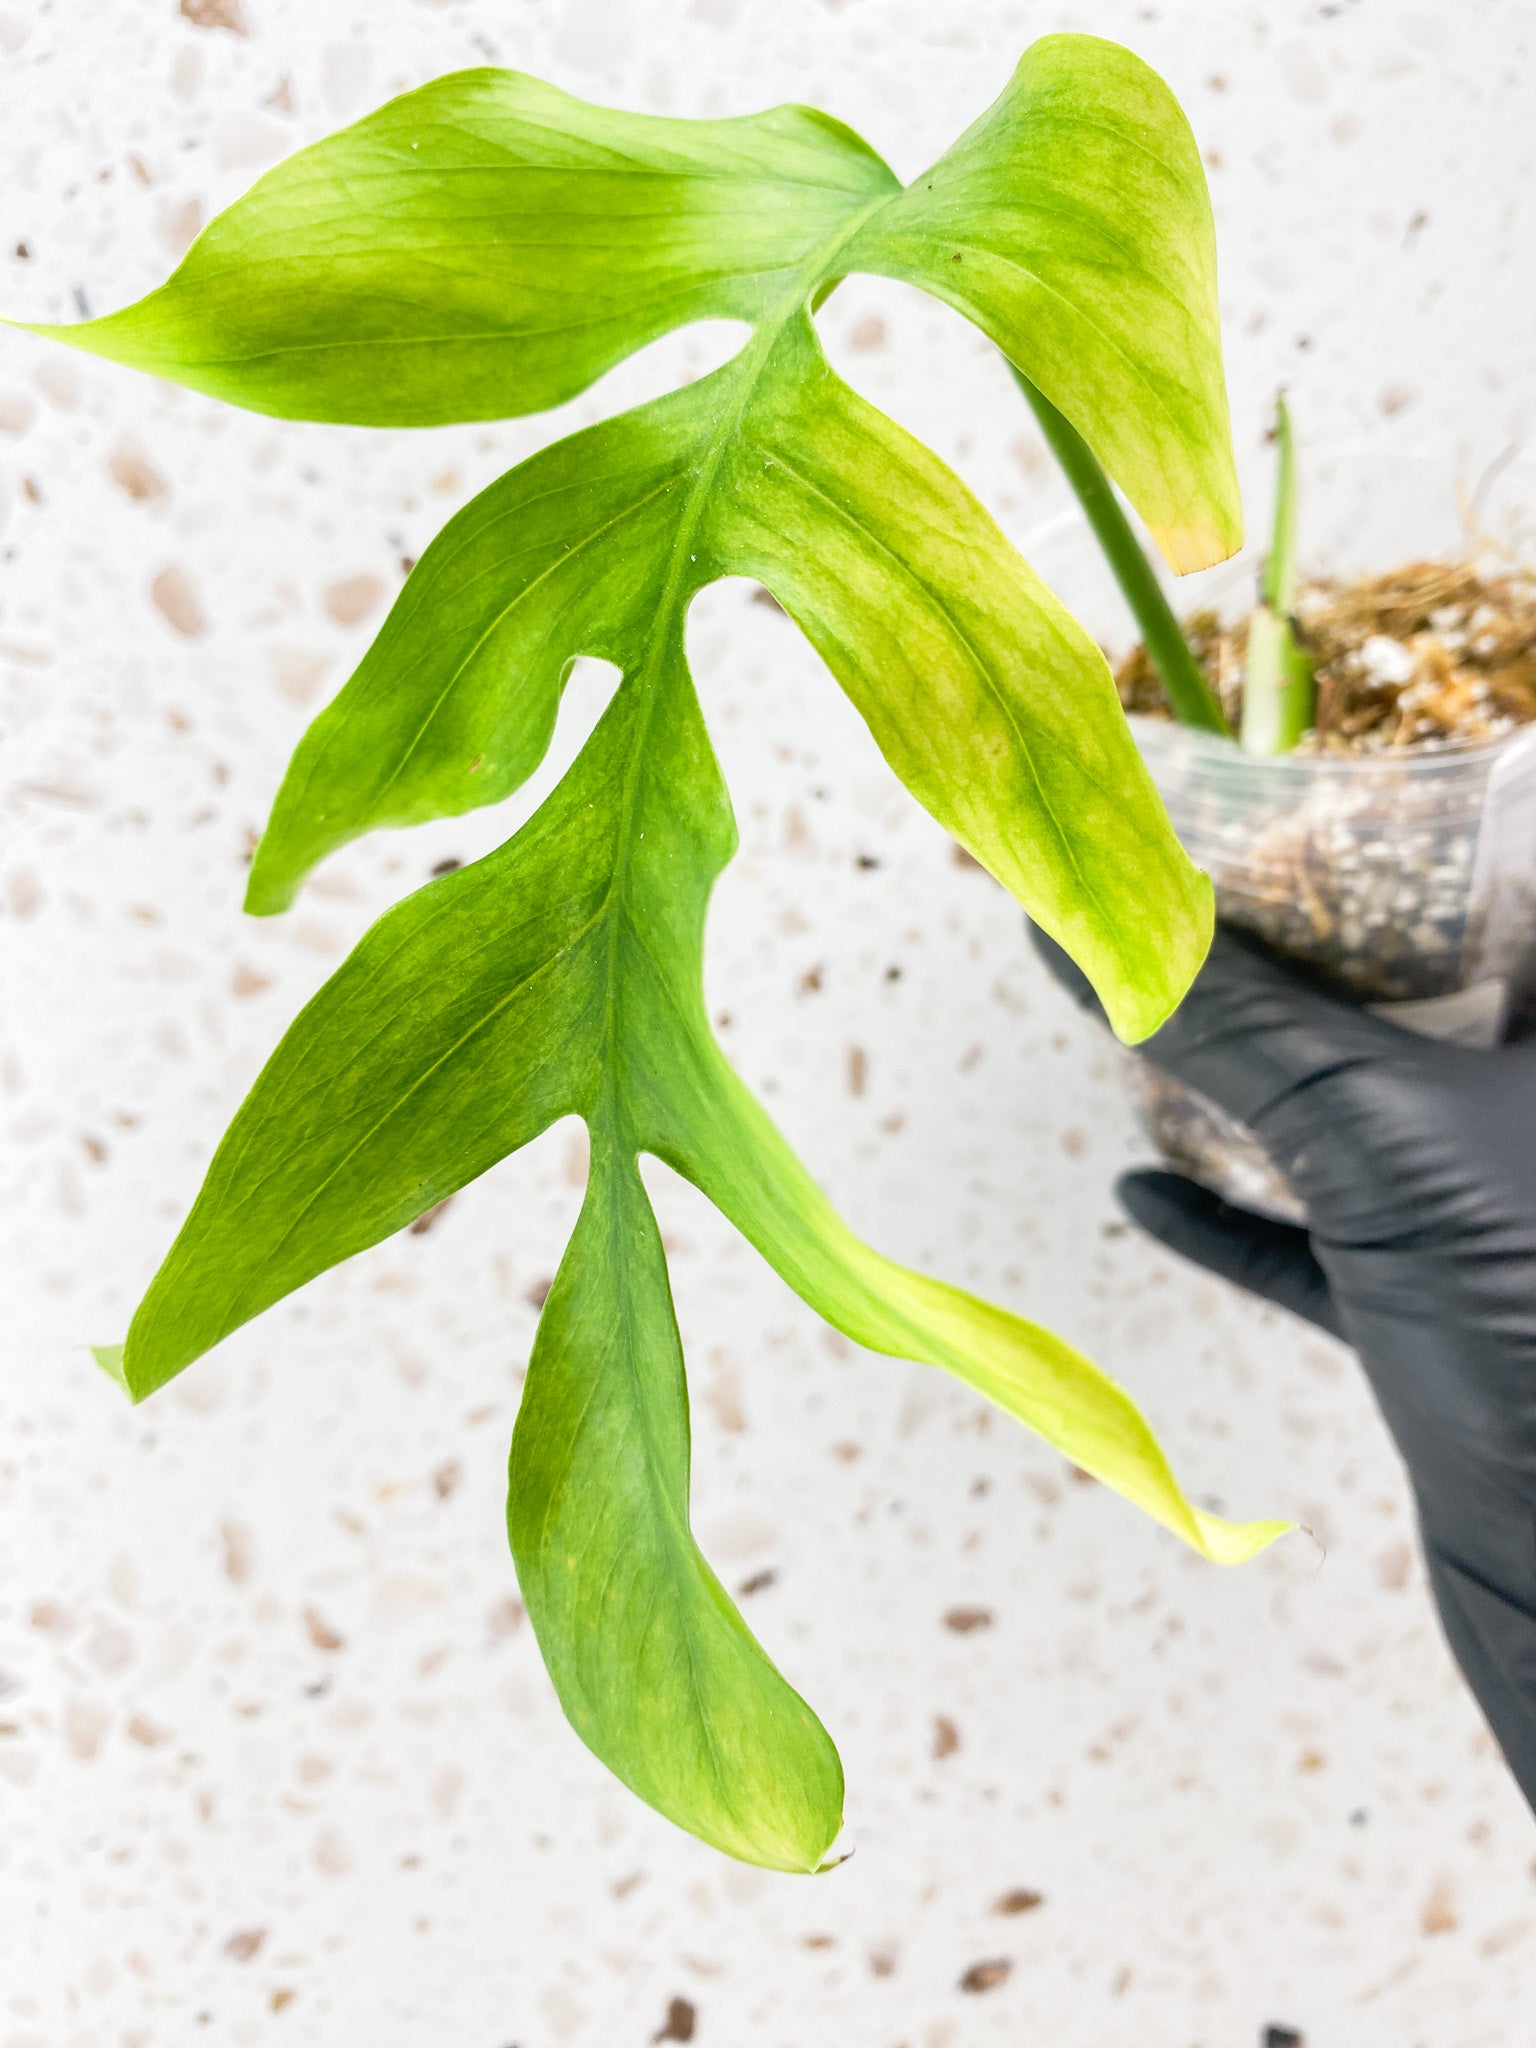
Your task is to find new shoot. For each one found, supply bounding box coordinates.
[1240,393,1318,754]
[1028,378,1318,755]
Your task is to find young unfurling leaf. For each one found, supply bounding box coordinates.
[29,35,1281,1870]
[1241,392,1318,755]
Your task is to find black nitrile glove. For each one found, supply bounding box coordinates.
[1032,922,1536,1813]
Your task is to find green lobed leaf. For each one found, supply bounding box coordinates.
[707,317,1210,1041]
[508,1141,845,1871]
[844,33,1241,572]
[116,627,1279,1858]
[250,313,1209,1035]
[244,383,713,914]
[23,71,898,424]
[24,37,1239,568]
[35,37,1283,1867]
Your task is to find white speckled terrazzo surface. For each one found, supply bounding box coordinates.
[3,3,1536,2044]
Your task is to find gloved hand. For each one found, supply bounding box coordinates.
[1032,922,1536,1812]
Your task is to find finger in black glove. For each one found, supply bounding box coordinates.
[1030,917,1536,1814]
[1114,1168,1341,1340]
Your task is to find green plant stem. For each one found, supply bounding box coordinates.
[1240,391,1316,755]
[1010,362,1230,737]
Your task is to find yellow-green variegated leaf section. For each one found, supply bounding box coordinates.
[31,36,1279,1870]
[844,34,1241,573]
[23,70,898,424]
[708,318,1210,1043]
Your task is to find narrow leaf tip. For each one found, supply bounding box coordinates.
[1192,1510,1294,1566]
[91,1343,131,1396]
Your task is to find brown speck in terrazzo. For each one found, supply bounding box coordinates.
[868,1943,898,1978]
[181,0,249,30]
[230,962,271,998]
[942,1606,993,1635]
[994,1887,1044,1915]
[564,1129,589,1186]
[958,1958,1011,1993]
[524,1276,553,1309]
[221,1520,253,1585]
[1376,1540,1413,1590]
[737,1569,777,1597]
[652,1996,696,2041]
[150,565,206,637]
[1421,1878,1459,1935]
[409,1195,454,1236]
[932,1715,961,1760]
[223,1928,265,1962]
[108,444,168,503]
[486,1596,524,1639]
[324,574,385,627]
[847,1045,868,1096]
[432,1459,462,1501]
[302,1607,344,1653]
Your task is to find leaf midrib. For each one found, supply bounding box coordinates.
[560,198,895,1858]
[167,194,898,1365]
[757,439,1113,933]
[585,192,895,1147]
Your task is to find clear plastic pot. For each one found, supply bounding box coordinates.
[1125,718,1536,1222]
